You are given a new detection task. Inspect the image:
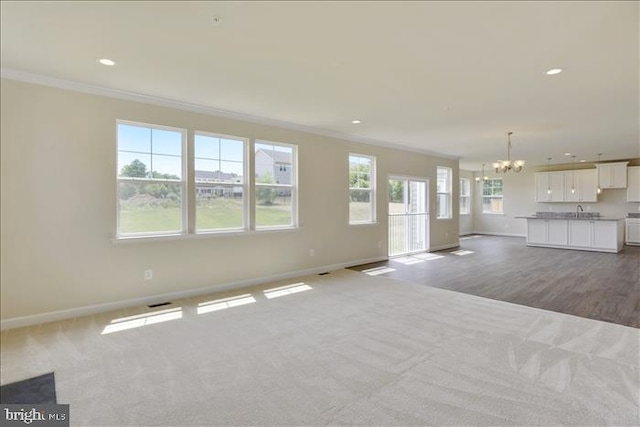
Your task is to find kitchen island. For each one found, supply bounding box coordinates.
[517,213,625,253]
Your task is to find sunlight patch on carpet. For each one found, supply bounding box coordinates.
[197,294,256,314]
[101,307,183,335]
[362,266,397,276]
[264,283,311,299]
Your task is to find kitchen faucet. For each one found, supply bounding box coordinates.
[577,205,584,218]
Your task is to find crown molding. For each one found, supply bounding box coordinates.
[1,67,458,161]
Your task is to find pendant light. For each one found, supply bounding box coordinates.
[570,156,576,194]
[546,157,552,195]
[596,153,602,194]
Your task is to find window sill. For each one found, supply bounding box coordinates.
[111,227,300,244]
[348,221,380,227]
[482,212,506,216]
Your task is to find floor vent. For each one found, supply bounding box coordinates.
[318,272,330,276]
[147,301,172,308]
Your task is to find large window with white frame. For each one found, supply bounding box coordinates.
[349,154,376,223]
[460,178,470,215]
[194,132,247,232]
[117,121,185,236]
[436,167,452,219]
[482,178,503,214]
[254,141,297,228]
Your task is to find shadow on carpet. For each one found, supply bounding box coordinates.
[0,372,57,404]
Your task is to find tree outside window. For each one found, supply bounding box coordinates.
[482,178,503,214]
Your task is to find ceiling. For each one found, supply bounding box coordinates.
[1,1,638,170]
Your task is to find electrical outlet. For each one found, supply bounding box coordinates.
[144,269,153,280]
[309,249,315,257]
[377,241,382,248]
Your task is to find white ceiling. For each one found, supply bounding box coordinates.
[1,1,638,170]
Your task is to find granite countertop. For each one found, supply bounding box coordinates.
[516,215,625,221]
[627,213,640,218]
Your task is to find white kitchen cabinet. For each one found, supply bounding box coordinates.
[564,169,597,202]
[567,220,624,252]
[597,162,628,189]
[568,220,591,248]
[593,221,619,250]
[626,218,640,246]
[627,166,640,202]
[535,172,566,202]
[527,219,567,245]
[524,218,624,253]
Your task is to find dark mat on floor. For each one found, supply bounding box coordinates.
[0,372,57,404]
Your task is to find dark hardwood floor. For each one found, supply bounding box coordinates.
[349,235,640,328]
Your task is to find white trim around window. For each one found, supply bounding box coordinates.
[349,154,376,224]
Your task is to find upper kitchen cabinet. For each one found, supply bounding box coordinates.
[627,166,640,202]
[535,169,597,203]
[596,161,628,189]
[565,169,597,202]
[535,171,565,202]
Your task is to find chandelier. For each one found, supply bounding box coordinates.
[492,131,525,173]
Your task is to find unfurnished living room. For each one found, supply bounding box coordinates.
[1,2,639,426]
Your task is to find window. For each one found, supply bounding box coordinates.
[254,141,297,228]
[482,178,503,214]
[460,178,470,215]
[117,121,185,236]
[194,133,247,232]
[436,167,452,219]
[349,154,375,223]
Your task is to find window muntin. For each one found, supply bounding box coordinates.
[460,178,471,215]
[194,133,247,232]
[349,154,376,223]
[482,178,504,214]
[255,141,297,228]
[436,167,452,219]
[117,122,185,236]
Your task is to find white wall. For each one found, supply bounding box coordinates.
[472,162,639,236]
[0,79,459,323]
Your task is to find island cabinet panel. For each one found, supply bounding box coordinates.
[523,217,624,253]
[568,220,591,248]
[526,219,567,245]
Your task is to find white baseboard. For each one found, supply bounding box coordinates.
[0,256,387,331]
[473,232,526,238]
[429,242,460,252]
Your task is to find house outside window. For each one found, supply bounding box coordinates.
[255,141,297,228]
[349,154,376,223]
[194,132,247,232]
[436,167,452,219]
[460,178,470,215]
[482,178,504,214]
[117,121,185,236]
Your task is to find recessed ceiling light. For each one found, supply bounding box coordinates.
[98,58,116,66]
[351,120,361,124]
[564,152,571,156]
[546,68,562,75]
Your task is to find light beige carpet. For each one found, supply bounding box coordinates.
[1,269,638,426]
